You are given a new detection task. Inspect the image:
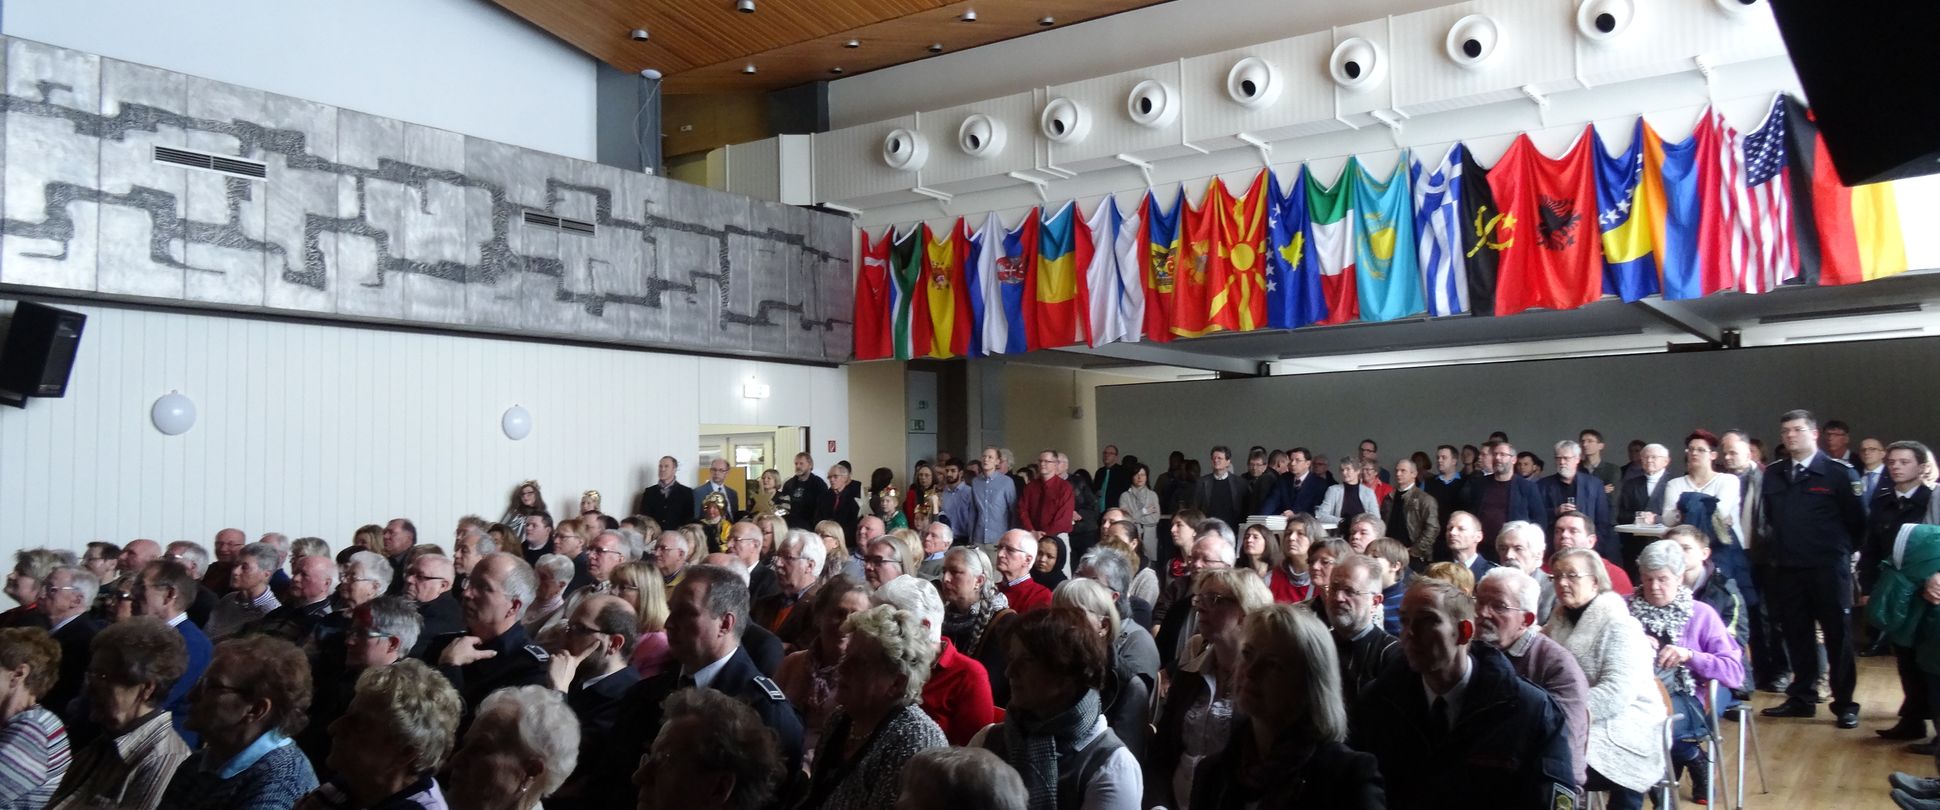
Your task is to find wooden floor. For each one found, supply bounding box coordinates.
[1662,654,1916,809]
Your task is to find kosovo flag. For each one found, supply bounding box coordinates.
[1267,169,1323,329]
[1595,120,1663,302]
[1349,159,1426,322]
[1140,190,1184,343]
[920,220,972,358]
[1029,202,1088,350]
[1654,121,1705,300]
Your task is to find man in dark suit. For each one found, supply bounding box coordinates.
[551,594,645,803]
[1539,440,1616,560]
[1758,409,1867,729]
[639,456,697,530]
[595,565,804,808]
[1422,445,1466,531]
[1858,441,1936,742]
[405,553,465,658]
[1616,442,1673,572]
[1095,445,1132,515]
[815,461,863,545]
[1194,446,1248,527]
[1263,447,1329,517]
[39,566,101,723]
[1459,442,1546,562]
[426,553,553,731]
[692,458,742,522]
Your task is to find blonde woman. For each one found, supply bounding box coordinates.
[610,561,672,678]
[816,520,866,583]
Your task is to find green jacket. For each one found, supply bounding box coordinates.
[1868,524,1940,673]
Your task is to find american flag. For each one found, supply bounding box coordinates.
[1714,97,1798,294]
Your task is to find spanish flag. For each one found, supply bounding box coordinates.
[1207,170,1270,332]
[1780,95,1907,286]
[1028,202,1090,350]
[920,220,973,359]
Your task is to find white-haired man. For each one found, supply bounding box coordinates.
[428,553,552,724]
[1476,567,1590,786]
[1495,521,1556,623]
[751,528,826,650]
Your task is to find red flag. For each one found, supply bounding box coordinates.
[1207,170,1270,332]
[919,220,974,358]
[852,230,892,360]
[1026,202,1091,350]
[1139,192,1182,343]
[1693,110,1735,296]
[1167,188,1220,338]
[1488,131,1604,316]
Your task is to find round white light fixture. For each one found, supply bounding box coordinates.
[1225,56,1282,108]
[960,9,977,21]
[1445,15,1500,68]
[501,405,533,441]
[1039,97,1090,144]
[736,0,755,13]
[150,390,197,436]
[958,114,1006,157]
[629,28,650,41]
[1576,0,1635,41]
[928,42,944,53]
[1329,37,1387,90]
[845,39,861,48]
[882,128,929,170]
[1127,79,1180,128]
[742,64,757,75]
[1038,16,1055,26]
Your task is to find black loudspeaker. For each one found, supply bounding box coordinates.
[1767,0,1940,185]
[0,301,86,408]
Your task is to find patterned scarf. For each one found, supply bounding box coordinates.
[1003,688,1102,810]
[942,591,1011,654]
[1629,587,1697,695]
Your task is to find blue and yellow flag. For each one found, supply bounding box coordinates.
[1029,202,1086,350]
[1349,159,1425,322]
[1266,170,1322,328]
[1595,120,1662,302]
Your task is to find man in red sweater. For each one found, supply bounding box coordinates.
[994,529,1052,613]
[1019,449,1075,540]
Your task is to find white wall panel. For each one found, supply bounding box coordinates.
[1331,18,1396,123]
[0,302,848,592]
[916,92,1037,192]
[1045,62,1196,172]
[814,115,919,204]
[726,137,782,203]
[1392,0,1579,115]
[1575,0,1786,87]
[1180,33,1339,150]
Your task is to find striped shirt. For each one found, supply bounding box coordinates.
[204,587,281,641]
[0,706,68,810]
[47,710,188,810]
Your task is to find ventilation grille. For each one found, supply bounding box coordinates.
[153,146,268,179]
[521,210,597,238]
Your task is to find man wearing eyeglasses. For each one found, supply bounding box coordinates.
[725,521,778,604]
[1475,567,1591,787]
[133,559,212,746]
[1328,554,1400,705]
[406,553,464,652]
[992,530,1050,614]
[651,531,693,589]
[1551,513,1633,597]
[39,565,101,725]
[300,595,422,768]
[548,594,643,799]
[694,459,742,522]
[247,554,336,645]
[163,541,221,629]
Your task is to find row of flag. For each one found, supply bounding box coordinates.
[852,95,1908,361]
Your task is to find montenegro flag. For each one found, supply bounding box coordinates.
[920,220,973,359]
[1028,202,1090,350]
[852,230,893,360]
[1780,94,1907,286]
[1207,170,1270,332]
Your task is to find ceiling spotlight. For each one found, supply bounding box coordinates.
[830,67,845,74]
[928,42,944,53]
[1038,15,1055,25]
[844,39,861,48]
[960,9,977,21]
[640,68,663,80]
[735,0,755,12]
[742,63,757,74]
[629,28,650,41]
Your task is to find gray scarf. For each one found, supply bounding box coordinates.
[1629,587,1697,695]
[1003,688,1102,810]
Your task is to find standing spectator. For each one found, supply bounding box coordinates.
[204,543,282,641]
[502,481,549,546]
[1758,409,1866,729]
[1461,442,1547,559]
[1476,567,1590,786]
[1317,461,1381,526]
[1386,458,1440,567]
[0,628,71,809]
[1423,445,1466,529]
[47,618,190,810]
[1096,445,1131,515]
[162,636,318,808]
[1580,429,1623,511]
[640,456,697,531]
[1546,549,1665,809]
[817,462,865,547]
[1019,451,1075,542]
[1194,447,1247,528]
[779,453,829,531]
[1541,440,1617,559]
[1262,448,1328,518]
[694,458,742,521]
[1118,464,1161,560]
[1661,430,1743,538]
[1618,443,1673,527]
[1822,419,1855,466]
[1861,442,1938,743]
[937,458,977,542]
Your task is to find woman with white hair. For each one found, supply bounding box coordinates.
[796,605,947,810]
[1053,578,1152,761]
[444,685,580,810]
[522,554,574,638]
[938,547,1019,706]
[1545,548,1666,810]
[299,659,462,809]
[1629,539,1743,803]
[1192,603,1382,808]
[873,576,995,747]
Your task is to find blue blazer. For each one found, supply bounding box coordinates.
[1539,472,1617,559]
[1262,473,1329,516]
[170,619,213,748]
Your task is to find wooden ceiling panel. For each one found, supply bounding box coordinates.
[490,0,1173,93]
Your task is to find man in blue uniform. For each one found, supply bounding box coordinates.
[427,552,552,731]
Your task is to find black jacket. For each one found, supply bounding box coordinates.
[1538,472,1618,560]
[639,481,696,530]
[412,593,466,659]
[1859,484,1935,594]
[426,623,553,732]
[779,473,829,531]
[815,480,863,546]
[1617,474,1670,523]
[1335,625,1402,707]
[1190,733,1384,810]
[1262,473,1329,517]
[1350,642,1575,810]
[596,646,804,808]
[1759,453,1866,568]
[46,615,101,723]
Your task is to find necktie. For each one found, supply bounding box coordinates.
[1793,464,1807,484]
[1430,696,1450,740]
[678,675,696,690]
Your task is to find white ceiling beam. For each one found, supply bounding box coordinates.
[1050,342,1263,376]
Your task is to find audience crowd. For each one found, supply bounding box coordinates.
[0,410,1935,809]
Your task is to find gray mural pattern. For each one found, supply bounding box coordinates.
[0,38,853,362]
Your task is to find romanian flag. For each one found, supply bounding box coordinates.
[1140,190,1184,343]
[920,220,973,358]
[1655,119,1707,300]
[1594,120,1663,303]
[1029,202,1090,350]
[1267,169,1324,329]
[852,230,893,360]
[1780,94,1907,286]
[1459,147,1504,316]
[1412,144,1469,317]
[888,227,926,360]
[1304,162,1359,325]
[1207,171,1271,332]
[1349,159,1425,322]
[1488,130,1604,316]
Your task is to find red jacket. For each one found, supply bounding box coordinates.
[998,576,1052,614]
[922,638,996,746]
[1019,475,1075,535]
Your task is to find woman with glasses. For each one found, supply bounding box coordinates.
[48,618,189,810]
[1661,430,1742,534]
[300,596,421,773]
[80,543,120,585]
[1629,540,1743,803]
[609,561,672,678]
[160,635,318,808]
[1149,568,1272,810]
[971,607,1140,810]
[815,521,866,584]
[1545,548,1666,810]
[2,550,72,630]
[501,480,550,544]
[937,547,1019,707]
[775,576,871,769]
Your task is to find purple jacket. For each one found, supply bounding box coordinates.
[1678,600,1746,692]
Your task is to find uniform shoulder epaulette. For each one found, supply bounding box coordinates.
[752,675,786,701]
[524,644,551,662]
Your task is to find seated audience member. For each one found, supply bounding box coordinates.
[775,576,872,763]
[973,607,1140,810]
[938,548,1019,707]
[79,544,120,591]
[1475,567,1591,787]
[916,522,952,580]
[132,560,211,747]
[1263,514,1318,604]
[1052,579,1151,761]
[1387,457,1441,567]
[351,525,384,555]
[1073,549,1160,685]
[650,530,694,589]
[1541,440,1617,555]
[1350,579,1575,809]
[378,520,420,594]
[582,530,640,597]
[1342,514,1386,556]
[895,747,1027,810]
[48,618,190,810]
[1306,539,1350,611]
[874,576,994,748]
[817,521,866,584]
[1497,521,1558,623]
[524,554,574,640]
[301,595,420,772]
[798,605,947,810]
[865,534,920,592]
[1235,523,1276,582]
[1444,511,1498,581]
[39,566,100,724]
[1664,526,1749,656]
[607,561,672,678]
[1155,522,1239,669]
[1368,539,1414,636]
[204,530,246,599]
[1632,540,1745,801]
[247,555,336,645]
[1420,561,1476,594]
[1159,510,1208,585]
[444,686,579,810]
[1546,547,1667,809]
[3,550,75,629]
[546,594,640,804]
[1031,535,1069,590]
[0,628,71,807]
[752,529,827,652]
[303,658,460,809]
[1317,461,1381,526]
[92,540,159,624]
[452,525,495,596]
[404,553,463,651]
[599,566,803,808]
[695,556,783,677]
[1661,431,1743,538]
[1461,443,1548,559]
[162,636,318,807]
[1327,553,1402,708]
[632,688,781,810]
[1150,569,1271,809]
[205,543,283,641]
[426,554,552,724]
[1553,513,1634,596]
[1193,604,1383,809]
[723,521,778,605]
[992,531,1052,614]
[1097,530,1159,610]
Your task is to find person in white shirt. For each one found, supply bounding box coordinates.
[1856,437,1888,516]
[1660,431,1742,535]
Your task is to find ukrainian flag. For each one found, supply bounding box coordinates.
[1595,121,1662,302]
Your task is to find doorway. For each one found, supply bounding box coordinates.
[699,424,807,511]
